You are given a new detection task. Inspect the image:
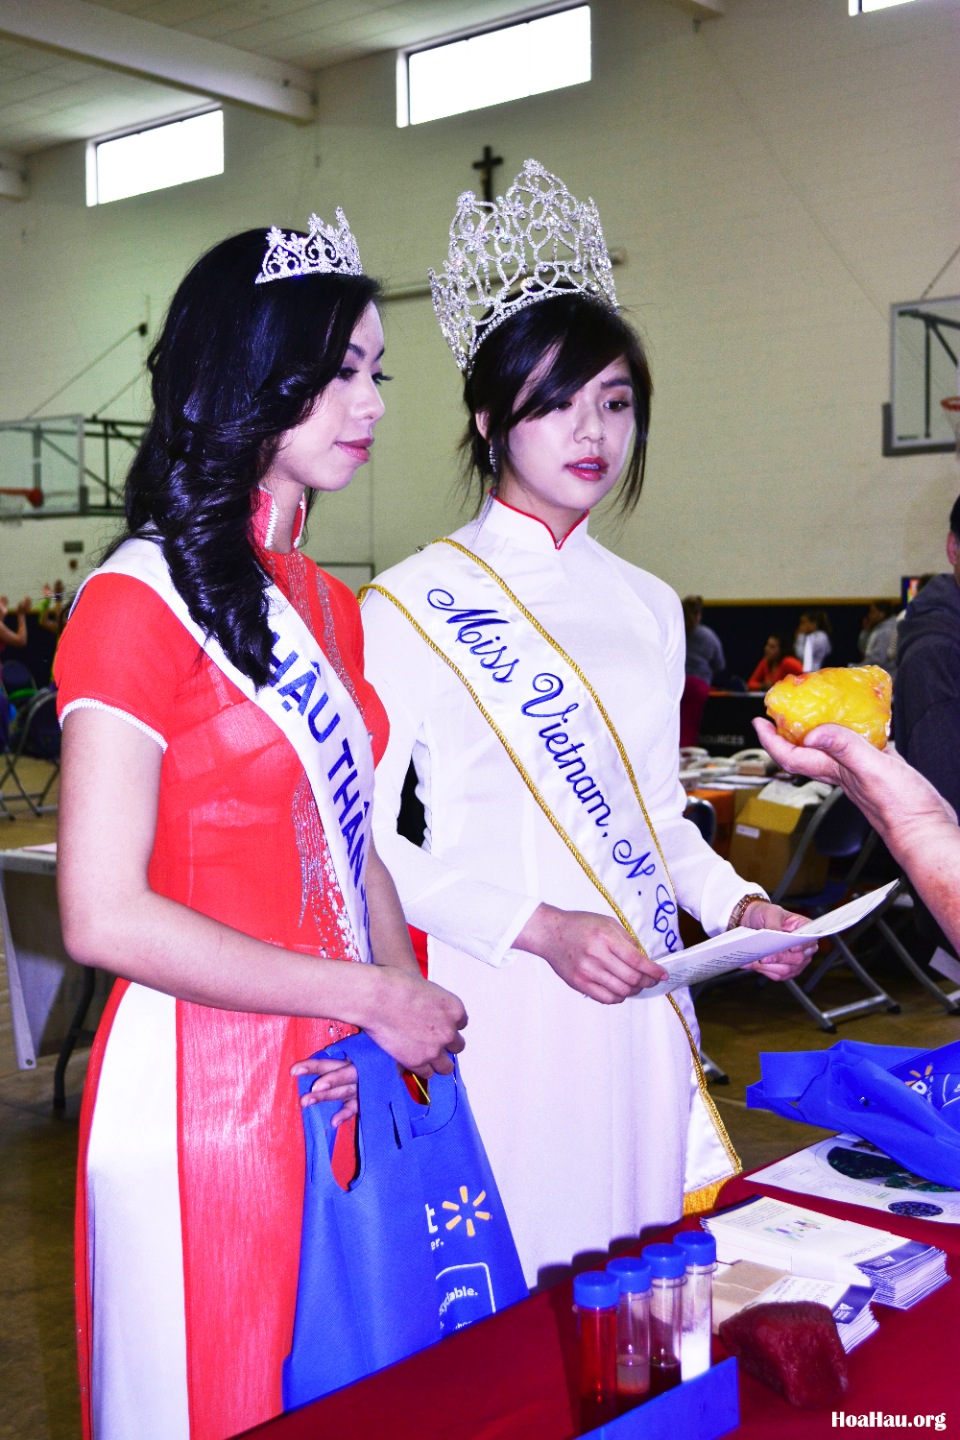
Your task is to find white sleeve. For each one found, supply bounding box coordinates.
[643,593,768,936]
[362,589,540,967]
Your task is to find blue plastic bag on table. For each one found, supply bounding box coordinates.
[746,1038,960,1188]
[282,1031,528,1410]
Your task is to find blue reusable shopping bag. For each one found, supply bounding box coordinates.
[746,1039,960,1189]
[282,1031,528,1410]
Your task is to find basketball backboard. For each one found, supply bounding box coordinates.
[886,295,960,455]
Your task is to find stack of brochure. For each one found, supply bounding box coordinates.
[753,1274,879,1352]
[713,1262,879,1352]
[703,1196,949,1310]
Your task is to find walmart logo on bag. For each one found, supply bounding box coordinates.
[441,1186,492,1238]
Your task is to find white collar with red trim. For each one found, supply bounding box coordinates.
[479,494,590,554]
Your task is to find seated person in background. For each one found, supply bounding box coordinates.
[859,599,898,674]
[753,717,960,956]
[747,633,803,691]
[683,594,725,685]
[795,610,832,672]
[0,595,31,654]
[38,581,67,649]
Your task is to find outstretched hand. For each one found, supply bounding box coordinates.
[752,717,956,847]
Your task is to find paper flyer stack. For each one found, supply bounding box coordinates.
[713,1261,878,1353]
[702,1196,948,1310]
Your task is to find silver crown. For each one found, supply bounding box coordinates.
[429,159,618,375]
[255,208,363,285]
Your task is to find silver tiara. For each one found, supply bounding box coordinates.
[429,158,618,375]
[255,208,363,285]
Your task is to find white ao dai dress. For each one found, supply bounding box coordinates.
[361,499,758,1286]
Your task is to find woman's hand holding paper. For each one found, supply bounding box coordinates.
[740,900,819,981]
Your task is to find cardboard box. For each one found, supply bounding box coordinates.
[728,795,828,898]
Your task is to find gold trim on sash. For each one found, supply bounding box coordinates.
[437,540,675,885]
[362,568,742,1187]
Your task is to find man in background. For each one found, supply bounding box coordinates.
[892,495,960,947]
[860,599,898,674]
[894,495,960,822]
[682,595,725,686]
[680,596,725,747]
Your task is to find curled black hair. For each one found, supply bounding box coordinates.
[115,228,380,686]
[460,293,652,513]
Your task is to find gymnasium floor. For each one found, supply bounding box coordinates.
[2,777,958,1440]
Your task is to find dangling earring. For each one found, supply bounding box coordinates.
[488,440,498,478]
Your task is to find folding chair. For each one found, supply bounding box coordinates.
[0,659,38,712]
[0,687,60,816]
[683,796,728,1084]
[767,787,952,1031]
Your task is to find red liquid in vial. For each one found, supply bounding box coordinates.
[578,1306,617,1431]
[649,1356,681,1397]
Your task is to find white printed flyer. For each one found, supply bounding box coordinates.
[751,1134,960,1225]
[636,882,898,999]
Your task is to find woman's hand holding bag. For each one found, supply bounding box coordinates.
[282,1032,527,1410]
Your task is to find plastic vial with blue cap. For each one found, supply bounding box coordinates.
[674,1230,717,1380]
[606,1256,652,1410]
[641,1242,685,1397]
[572,1270,618,1430]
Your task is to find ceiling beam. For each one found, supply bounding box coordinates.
[670,0,725,18]
[0,150,27,200]
[0,0,315,123]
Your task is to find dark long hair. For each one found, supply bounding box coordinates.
[118,229,380,686]
[460,294,652,512]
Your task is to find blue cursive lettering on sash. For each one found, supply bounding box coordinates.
[522,673,612,834]
[426,588,519,682]
[653,885,679,952]
[269,633,370,946]
[522,674,680,952]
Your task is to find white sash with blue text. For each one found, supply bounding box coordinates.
[366,538,740,1203]
[87,538,374,965]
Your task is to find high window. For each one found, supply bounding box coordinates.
[86,109,224,207]
[848,1,919,14]
[398,6,590,128]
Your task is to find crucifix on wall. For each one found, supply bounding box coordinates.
[472,145,503,202]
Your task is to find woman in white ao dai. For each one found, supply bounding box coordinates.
[362,176,814,1287]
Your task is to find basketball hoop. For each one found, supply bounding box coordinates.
[942,397,960,458]
[0,487,42,524]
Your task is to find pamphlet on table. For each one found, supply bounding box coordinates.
[713,1262,879,1353]
[751,1134,960,1225]
[636,881,897,999]
[702,1194,948,1309]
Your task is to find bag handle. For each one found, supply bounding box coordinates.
[297,1032,412,1186]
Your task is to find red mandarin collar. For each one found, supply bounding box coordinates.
[252,486,307,555]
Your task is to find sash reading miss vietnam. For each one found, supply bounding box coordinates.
[86,537,375,965]
[364,538,741,1211]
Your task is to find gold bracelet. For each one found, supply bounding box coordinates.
[727,893,768,931]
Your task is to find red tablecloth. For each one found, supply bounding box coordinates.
[237,1173,958,1440]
